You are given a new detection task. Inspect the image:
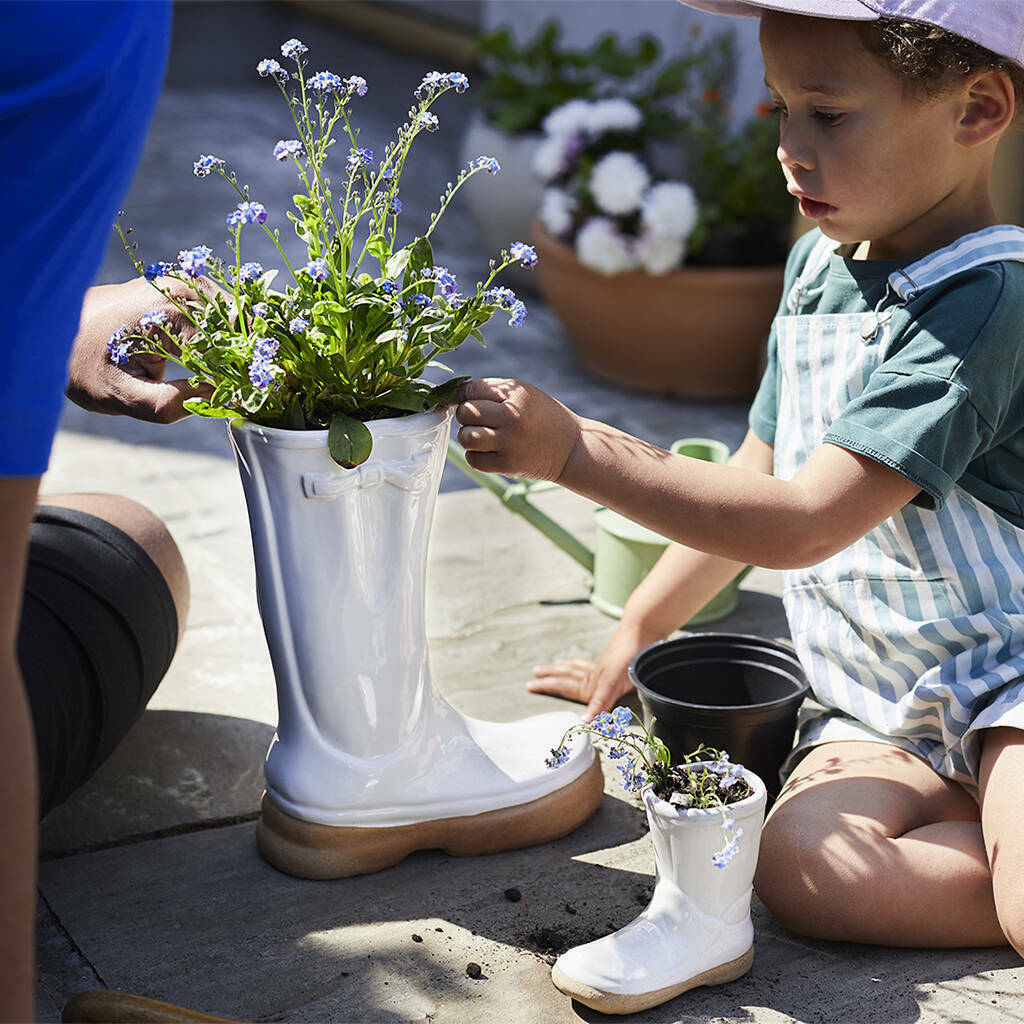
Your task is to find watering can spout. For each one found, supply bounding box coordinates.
[445,436,752,624]
[445,440,595,573]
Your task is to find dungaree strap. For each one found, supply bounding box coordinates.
[863,226,1024,342]
[886,225,1024,301]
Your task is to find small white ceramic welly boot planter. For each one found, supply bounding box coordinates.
[109,40,603,879]
[545,709,766,1015]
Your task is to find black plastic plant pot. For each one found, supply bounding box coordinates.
[629,633,809,796]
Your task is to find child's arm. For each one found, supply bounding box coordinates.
[455,377,922,570]
[528,431,765,719]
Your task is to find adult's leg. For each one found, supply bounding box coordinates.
[754,741,1004,947]
[41,493,189,640]
[0,478,45,1022]
[979,727,1024,957]
[22,493,187,816]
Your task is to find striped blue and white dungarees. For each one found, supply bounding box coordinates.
[776,226,1024,788]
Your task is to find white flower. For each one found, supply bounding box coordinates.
[586,98,643,137]
[590,151,650,216]
[539,188,576,237]
[634,231,685,274]
[542,98,592,137]
[575,217,636,275]
[641,181,699,241]
[533,135,571,182]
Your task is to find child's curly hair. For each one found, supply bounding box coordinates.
[860,18,1024,117]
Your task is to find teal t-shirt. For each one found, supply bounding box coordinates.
[749,229,1024,528]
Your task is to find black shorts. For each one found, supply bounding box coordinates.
[18,505,178,818]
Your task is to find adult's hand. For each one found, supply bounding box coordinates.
[66,276,214,424]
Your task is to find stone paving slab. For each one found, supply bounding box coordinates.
[37,803,1023,1024]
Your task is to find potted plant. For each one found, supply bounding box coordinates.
[459,20,695,289]
[532,30,792,399]
[544,707,767,1015]
[111,38,604,880]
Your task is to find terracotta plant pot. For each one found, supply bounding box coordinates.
[531,221,785,399]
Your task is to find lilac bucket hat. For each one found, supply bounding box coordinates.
[678,1,1024,67]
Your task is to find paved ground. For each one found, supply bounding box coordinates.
[33,3,1024,1022]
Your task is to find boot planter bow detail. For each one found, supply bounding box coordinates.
[552,767,766,1014]
[231,408,603,878]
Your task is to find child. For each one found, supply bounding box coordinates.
[455,1,1024,954]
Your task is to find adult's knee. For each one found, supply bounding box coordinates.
[41,493,188,637]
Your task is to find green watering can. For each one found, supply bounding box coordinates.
[445,437,752,626]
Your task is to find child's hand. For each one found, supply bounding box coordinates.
[528,625,648,722]
[454,378,582,481]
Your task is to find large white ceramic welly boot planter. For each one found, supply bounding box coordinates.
[543,710,766,1015]
[231,408,603,879]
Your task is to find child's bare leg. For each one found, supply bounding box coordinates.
[754,741,1005,947]
[979,727,1024,956]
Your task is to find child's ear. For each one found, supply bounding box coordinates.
[955,69,1015,148]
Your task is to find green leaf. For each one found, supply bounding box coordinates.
[328,413,373,468]
[407,236,434,276]
[653,56,696,97]
[293,194,319,218]
[286,210,316,245]
[279,398,305,430]
[374,383,431,412]
[426,375,470,406]
[312,299,347,318]
[182,398,238,419]
[385,247,411,280]
[366,233,390,266]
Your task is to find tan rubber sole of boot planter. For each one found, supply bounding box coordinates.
[256,755,605,878]
[550,945,754,1015]
[62,989,243,1022]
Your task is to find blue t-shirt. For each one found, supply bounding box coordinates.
[0,1,171,476]
[749,229,1024,528]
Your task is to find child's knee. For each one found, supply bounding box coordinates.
[754,798,886,938]
[754,803,835,933]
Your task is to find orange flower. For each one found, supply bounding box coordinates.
[702,87,722,104]
[756,100,776,118]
